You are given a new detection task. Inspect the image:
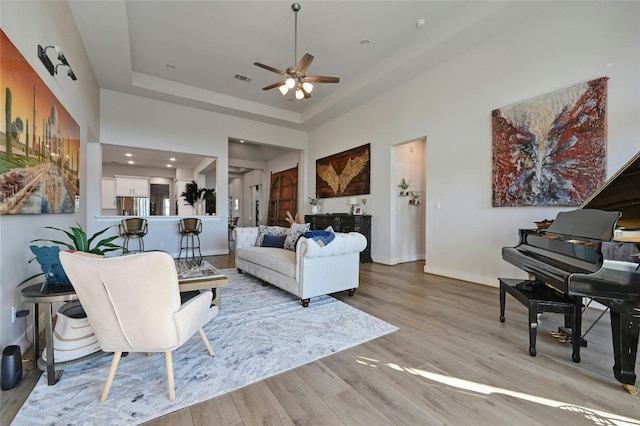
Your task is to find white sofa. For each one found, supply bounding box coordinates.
[233,226,367,307]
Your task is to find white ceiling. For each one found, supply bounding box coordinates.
[101,144,208,169]
[68,1,544,131]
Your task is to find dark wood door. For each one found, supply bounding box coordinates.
[268,166,297,227]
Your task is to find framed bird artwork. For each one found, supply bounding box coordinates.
[316,144,370,198]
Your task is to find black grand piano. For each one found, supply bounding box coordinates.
[500,151,640,393]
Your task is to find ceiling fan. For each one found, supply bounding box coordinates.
[254,3,340,100]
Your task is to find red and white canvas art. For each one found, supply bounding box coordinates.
[492,77,608,207]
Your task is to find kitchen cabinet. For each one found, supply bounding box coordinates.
[101,178,116,209]
[115,176,149,197]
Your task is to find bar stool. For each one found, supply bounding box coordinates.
[178,218,202,262]
[119,218,148,253]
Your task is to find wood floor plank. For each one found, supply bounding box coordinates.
[143,407,193,426]
[320,348,446,425]
[294,360,351,401]
[229,380,295,426]
[323,387,397,426]
[189,393,243,426]
[264,369,344,425]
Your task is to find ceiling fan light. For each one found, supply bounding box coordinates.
[279,85,289,95]
[295,88,304,100]
[286,78,296,89]
[302,82,313,93]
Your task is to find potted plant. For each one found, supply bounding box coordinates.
[19,223,121,287]
[409,191,421,205]
[398,178,410,196]
[18,223,119,364]
[203,188,216,215]
[181,180,214,215]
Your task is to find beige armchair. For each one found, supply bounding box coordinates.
[59,251,217,402]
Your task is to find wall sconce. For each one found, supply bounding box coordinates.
[38,45,77,81]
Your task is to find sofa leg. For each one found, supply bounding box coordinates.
[348,288,356,296]
[237,268,243,273]
[301,298,310,307]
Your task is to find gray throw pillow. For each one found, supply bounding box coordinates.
[284,222,310,251]
[255,225,288,246]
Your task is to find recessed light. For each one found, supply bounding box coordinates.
[416,19,426,28]
[125,153,132,157]
[166,164,172,168]
[359,39,370,47]
[169,157,176,161]
[239,140,245,143]
[128,160,134,164]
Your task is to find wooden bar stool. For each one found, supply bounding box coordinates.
[178,218,202,262]
[119,218,148,253]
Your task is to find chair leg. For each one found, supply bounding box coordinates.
[165,351,175,401]
[195,234,202,261]
[198,328,215,356]
[100,351,122,403]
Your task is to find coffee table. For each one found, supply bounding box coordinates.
[175,260,228,307]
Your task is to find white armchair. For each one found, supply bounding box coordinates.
[59,251,217,402]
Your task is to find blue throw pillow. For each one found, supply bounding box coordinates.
[262,234,286,248]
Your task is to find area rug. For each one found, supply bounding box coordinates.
[12,269,398,425]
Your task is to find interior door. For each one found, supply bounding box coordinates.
[267,165,297,227]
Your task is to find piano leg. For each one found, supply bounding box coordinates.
[609,303,640,394]
[570,299,582,363]
[528,305,538,357]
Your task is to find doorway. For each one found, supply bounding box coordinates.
[391,137,426,264]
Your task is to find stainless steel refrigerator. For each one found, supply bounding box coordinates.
[116,197,149,216]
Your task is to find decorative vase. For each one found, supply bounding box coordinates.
[30,246,71,286]
[311,205,321,215]
[41,301,100,363]
[195,201,203,215]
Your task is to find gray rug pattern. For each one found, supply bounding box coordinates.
[12,269,398,425]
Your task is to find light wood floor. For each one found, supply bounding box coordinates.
[4,256,640,425]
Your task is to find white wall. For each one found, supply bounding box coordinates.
[308,2,640,286]
[1,1,100,350]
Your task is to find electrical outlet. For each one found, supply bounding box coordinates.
[11,305,17,324]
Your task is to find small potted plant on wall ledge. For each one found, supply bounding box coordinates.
[398,178,410,196]
[409,191,421,205]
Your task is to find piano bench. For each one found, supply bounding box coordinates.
[499,278,582,363]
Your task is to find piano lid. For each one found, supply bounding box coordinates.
[581,150,640,228]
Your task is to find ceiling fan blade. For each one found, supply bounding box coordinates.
[302,87,312,99]
[296,53,314,74]
[262,81,286,91]
[254,62,287,76]
[305,76,340,84]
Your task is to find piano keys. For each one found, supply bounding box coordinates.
[501,150,640,393]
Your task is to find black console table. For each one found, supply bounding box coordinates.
[305,214,372,263]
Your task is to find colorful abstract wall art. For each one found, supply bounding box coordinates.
[0,30,80,214]
[316,143,370,198]
[492,77,607,207]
